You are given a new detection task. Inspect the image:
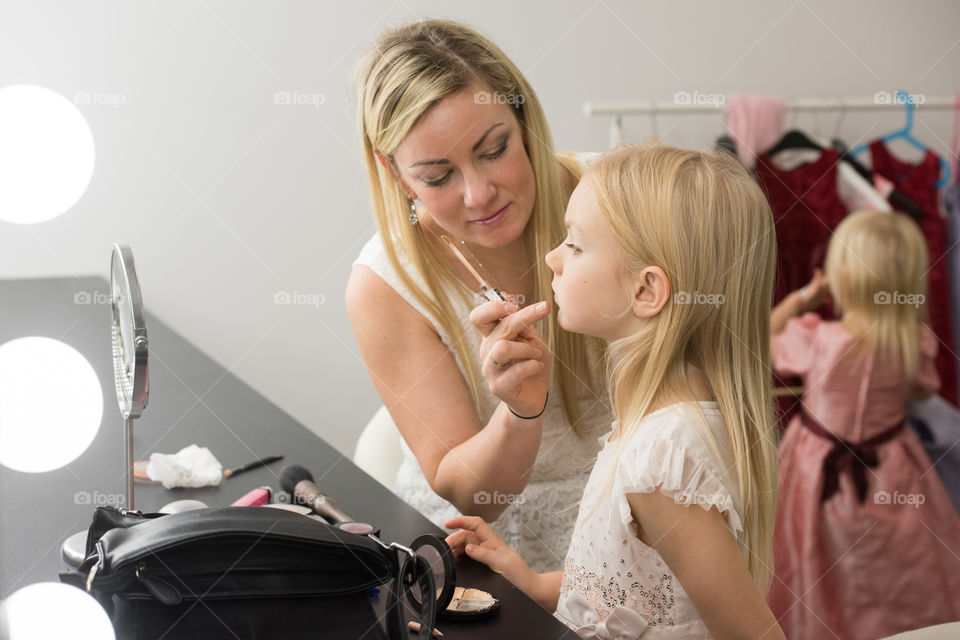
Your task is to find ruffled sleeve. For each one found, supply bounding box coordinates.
[772,311,821,377]
[615,433,744,539]
[915,324,941,396]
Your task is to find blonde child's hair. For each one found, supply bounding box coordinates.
[824,210,928,379]
[351,19,603,430]
[589,144,779,593]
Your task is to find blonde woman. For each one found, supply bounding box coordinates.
[768,210,960,639]
[346,19,610,572]
[447,145,785,639]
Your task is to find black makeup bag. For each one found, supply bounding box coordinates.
[60,506,436,640]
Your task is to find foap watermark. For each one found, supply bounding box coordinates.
[274,290,326,308]
[473,90,525,107]
[673,291,725,308]
[74,490,126,507]
[74,291,123,305]
[673,90,725,108]
[473,490,524,506]
[73,90,126,108]
[874,490,925,508]
[873,291,924,308]
[273,90,326,108]
[873,91,925,106]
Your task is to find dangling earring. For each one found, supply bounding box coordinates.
[408,198,422,226]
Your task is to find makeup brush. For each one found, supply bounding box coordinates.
[223,454,283,478]
[440,235,507,303]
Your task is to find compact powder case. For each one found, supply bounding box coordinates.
[407,533,500,621]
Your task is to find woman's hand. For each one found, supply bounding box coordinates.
[469,300,552,417]
[445,516,536,591]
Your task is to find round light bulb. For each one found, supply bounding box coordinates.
[0,85,96,224]
[0,337,103,472]
[1,582,114,639]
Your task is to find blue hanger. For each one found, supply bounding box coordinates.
[850,91,951,189]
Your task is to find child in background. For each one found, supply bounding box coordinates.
[447,145,785,639]
[768,209,960,639]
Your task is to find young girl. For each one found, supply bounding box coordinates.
[447,145,786,639]
[767,210,960,640]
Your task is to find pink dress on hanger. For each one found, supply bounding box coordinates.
[767,312,960,640]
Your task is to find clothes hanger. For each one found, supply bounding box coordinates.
[829,96,848,149]
[850,90,951,189]
[825,98,924,219]
[833,139,925,220]
[765,128,824,156]
[763,102,825,155]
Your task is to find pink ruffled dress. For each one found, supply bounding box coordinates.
[768,313,960,640]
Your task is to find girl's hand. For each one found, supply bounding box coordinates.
[469,300,552,418]
[796,268,829,312]
[444,516,536,591]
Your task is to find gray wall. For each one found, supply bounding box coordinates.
[2,0,958,455]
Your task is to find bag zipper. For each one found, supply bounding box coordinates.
[85,540,105,592]
[136,561,183,605]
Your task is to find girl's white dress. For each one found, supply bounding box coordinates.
[555,401,746,639]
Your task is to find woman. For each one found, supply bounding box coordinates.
[346,19,610,572]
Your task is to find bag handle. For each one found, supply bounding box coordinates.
[386,544,436,640]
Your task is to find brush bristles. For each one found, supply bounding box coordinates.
[279,465,313,495]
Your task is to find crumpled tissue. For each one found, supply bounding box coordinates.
[146,444,223,489]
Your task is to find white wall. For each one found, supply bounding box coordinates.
[2,0,958,455]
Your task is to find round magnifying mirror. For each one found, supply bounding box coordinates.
[110,244,148,420]
[62,245,149,567]
[110,244,148,511]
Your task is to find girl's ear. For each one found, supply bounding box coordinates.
[631,266,671,319]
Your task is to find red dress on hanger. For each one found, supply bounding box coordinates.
[869,140,958,407]
[756,148,850,430]
[755,148,849,305]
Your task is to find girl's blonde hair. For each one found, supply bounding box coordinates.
[352,19,603,430]
[590,144,778,593]
[824,209,929,378]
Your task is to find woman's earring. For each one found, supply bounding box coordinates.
[409,198,422,226]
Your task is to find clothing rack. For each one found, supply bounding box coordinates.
[586,94,960,402]
[584,95,958,147]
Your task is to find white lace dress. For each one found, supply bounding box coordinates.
[354,233,611,573]
[555,401,746,639]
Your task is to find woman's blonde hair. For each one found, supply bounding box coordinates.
[825,209,928,378]
[352,19,603,430]
[589,144,779,593]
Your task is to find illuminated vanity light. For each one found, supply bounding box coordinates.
[0,582,114,639]
[0,337,103,473]
[0,85,96,224]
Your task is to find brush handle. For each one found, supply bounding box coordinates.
[294,479,352,523]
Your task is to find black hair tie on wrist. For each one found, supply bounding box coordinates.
[508,392,549,420]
